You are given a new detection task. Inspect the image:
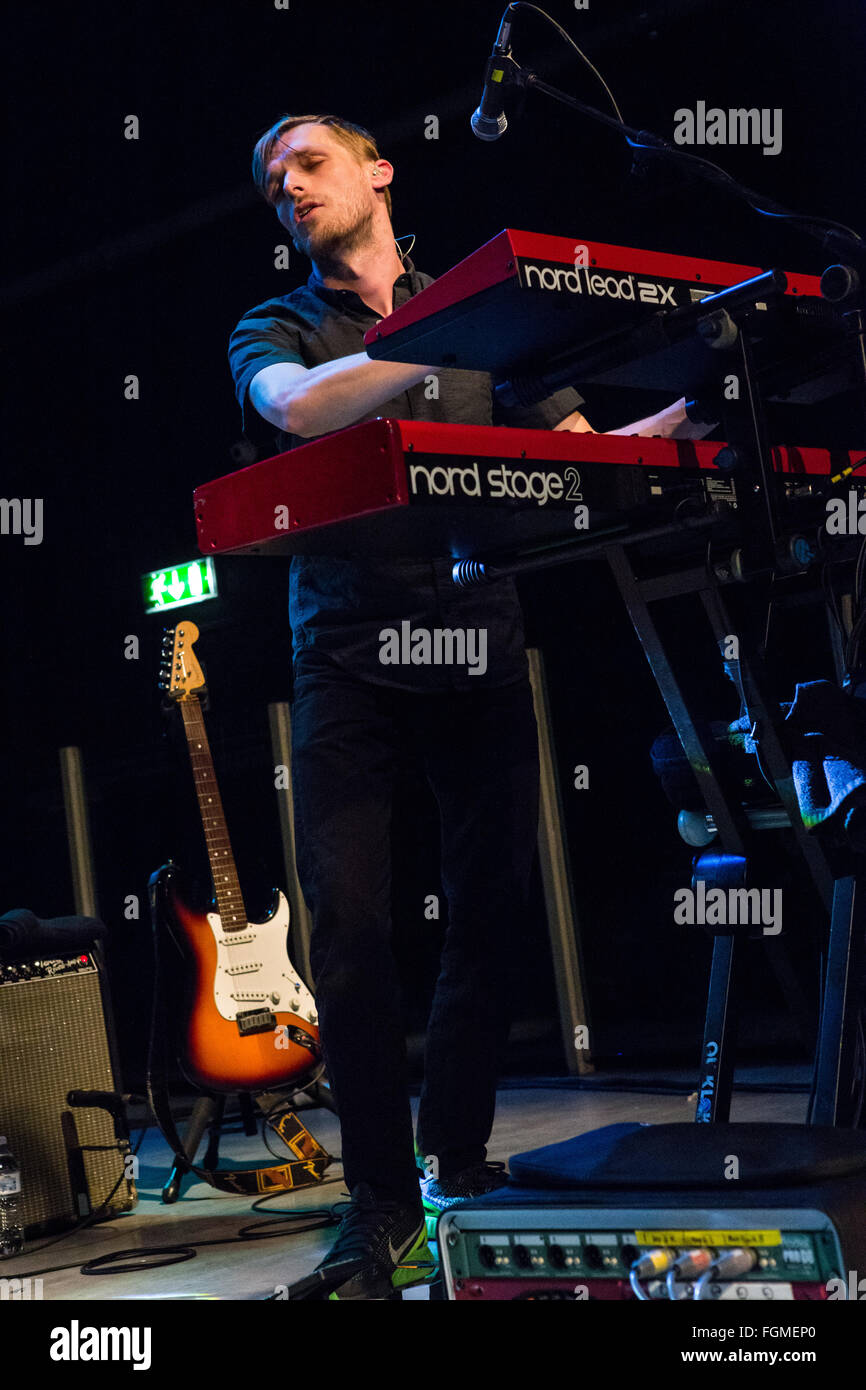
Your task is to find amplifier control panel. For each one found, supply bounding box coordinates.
[0,954,96,985]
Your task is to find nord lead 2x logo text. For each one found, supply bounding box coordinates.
[520,260,680,305]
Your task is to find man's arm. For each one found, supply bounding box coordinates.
[249,355,438,438]
[554,396,717,440]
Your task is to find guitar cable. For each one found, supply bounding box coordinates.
[4,1153,348,1283]
[1,1081,346,1284]
[0,1117,149,1271]
[77,1187,346,1277]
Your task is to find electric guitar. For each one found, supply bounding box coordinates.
[151,620,319,1092]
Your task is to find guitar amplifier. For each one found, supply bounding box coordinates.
[0,943,137,1235]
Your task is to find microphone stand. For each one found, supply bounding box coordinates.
[493,52,866,268]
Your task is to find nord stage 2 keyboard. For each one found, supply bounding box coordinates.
[193,418,864,560]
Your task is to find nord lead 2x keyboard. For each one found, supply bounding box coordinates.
[363,229,835,396]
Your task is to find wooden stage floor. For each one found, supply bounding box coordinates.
[2,1066,810,1302]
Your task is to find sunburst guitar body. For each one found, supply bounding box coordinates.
[155,620,319,1093]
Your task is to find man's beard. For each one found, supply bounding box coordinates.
[292,197,376,270]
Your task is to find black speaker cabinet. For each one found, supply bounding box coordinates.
[0,943,136,1236]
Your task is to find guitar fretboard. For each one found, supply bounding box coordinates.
[179,699,248,933]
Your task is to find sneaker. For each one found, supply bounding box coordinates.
[286,1182,435,1301]
[421,1160,510,1216]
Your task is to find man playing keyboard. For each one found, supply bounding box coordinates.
[228,113,713,1300]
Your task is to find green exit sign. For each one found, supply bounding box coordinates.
[143,558,217,614]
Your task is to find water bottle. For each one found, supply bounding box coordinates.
[0,1137,24,1257]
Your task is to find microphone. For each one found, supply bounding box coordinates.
[67,1089,140,1144]
[471,6,518,141]
[67,1089,139,1112]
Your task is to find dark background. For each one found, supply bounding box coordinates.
[2,0,863,1089]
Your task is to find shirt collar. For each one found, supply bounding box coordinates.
[308,255,421,312]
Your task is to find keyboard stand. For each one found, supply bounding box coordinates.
[604,540,838,1123]
[461,524,861,1125]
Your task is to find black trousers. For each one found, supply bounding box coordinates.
[290,649,541,1207]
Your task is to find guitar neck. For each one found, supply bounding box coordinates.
[179,698,248,932]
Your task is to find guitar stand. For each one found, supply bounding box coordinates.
[162,1092,256,1203]
[161,1080,337,1203]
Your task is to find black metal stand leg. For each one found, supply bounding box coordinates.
[202,1095,227,1170]
[605,544,823,1121]
[606,546,751,853]
[811,875,866,1125]
[238,1091,258,1137]
[698,584,836,907]
[161,1094,219,1204]
[606,543,748,1121]
[695,936,738,1123]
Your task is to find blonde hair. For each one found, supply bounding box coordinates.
[252,114,392,219]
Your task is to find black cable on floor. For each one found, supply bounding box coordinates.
[2,1120,149,1269]
[78,1194,345,1274]
[8,1185,347,1282]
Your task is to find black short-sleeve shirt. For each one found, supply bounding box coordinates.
[228,256,584,690]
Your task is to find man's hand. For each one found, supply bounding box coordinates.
[556,397,717,441]
[553,409,595,434]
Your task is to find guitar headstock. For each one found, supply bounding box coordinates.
[159,621,207,702]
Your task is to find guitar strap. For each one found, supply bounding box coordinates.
[146,875,333,1195]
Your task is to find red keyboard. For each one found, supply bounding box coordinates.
[363,229,831,393]
[194,418,861,560]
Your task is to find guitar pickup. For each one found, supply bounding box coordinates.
[236,1008,277,1037]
